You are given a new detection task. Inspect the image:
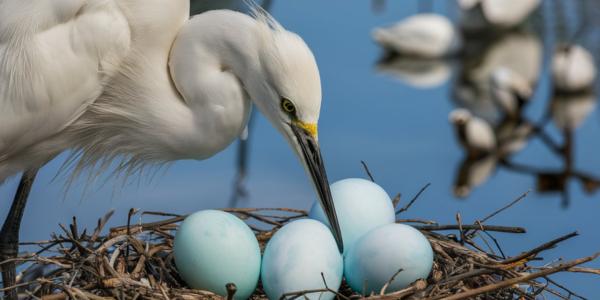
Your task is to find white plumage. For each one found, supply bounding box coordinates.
[0,0,131,161]
[552,45,597,93]
[0,1,323,179]
[490,67,533,117]
[372,14,462,58]
[453,32,542,124]
[459,0,540,30]
[449,108,496,155]
[0,2,346,288]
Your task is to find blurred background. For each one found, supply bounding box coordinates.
[1,0,599,296]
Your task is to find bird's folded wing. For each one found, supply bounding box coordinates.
[0,0,131,158]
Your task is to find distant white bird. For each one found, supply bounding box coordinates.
[459,0,540,30]
[0,1,344,296]
[372,14,462,58]
[451,115,534,198]
[451,110,533,197]
[552,45,597,93]
[453,32,542,124]
[449,109,496,157]
[490,67,534,117]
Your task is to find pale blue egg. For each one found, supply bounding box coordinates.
[309,178,396,252]
[174,210,261,299]
[261,219,343,300]
[344,223,433,295]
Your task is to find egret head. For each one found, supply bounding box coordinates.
[245,9,344,252]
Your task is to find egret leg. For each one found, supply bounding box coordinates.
[229,110,256,206]
[229,125,251,206]
[1,168,39,300]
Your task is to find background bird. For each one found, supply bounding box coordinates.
[372,13,462,59]
[0,1,344,297]
[452,31,542,125]
[490,67,534,118]
[449,108,496,158]
[552,44,597,93]
[459,0,540,31]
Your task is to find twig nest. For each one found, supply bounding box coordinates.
[372,13,462,58]
[552,45,597,93]
[309,178,395,253]
[344,223,434,295]
[173,210,261,299]
[261,219,343,300]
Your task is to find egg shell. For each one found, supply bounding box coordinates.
[344,223,433,295]
[309,178,396,252]
[261,219,343,300]
[174,210,261,299]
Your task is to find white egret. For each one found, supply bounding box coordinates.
[459,0,540,31]
[490,67,534,118]
[372,14,462,59]
[552,45,597,93]
[449,109,496,158]
[0,1,345,296]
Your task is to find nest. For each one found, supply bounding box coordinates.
[2,185,599,300]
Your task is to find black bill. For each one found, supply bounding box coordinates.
[291,124,344,253]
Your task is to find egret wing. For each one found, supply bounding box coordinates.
[0,0,131,158]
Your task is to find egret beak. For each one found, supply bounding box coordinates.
[290,122,344,253]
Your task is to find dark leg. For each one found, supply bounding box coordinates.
[1,168,39,300]
[229,111,256,207]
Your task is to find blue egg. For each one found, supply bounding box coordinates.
[174,210,261,299]
[309,178,396,252]
[344,223,433,295]
[261,219,343,300]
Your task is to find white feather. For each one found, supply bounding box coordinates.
[0,0,130,160]
[0,1,325,186]
[450,109,496,152]
[372,14,462,58]
[552,45,597,92]
[459,0,540,29]
[490,67,533,115]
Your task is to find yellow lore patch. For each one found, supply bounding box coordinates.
[294,121,318,138]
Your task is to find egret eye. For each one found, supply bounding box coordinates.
[281,98,296,114]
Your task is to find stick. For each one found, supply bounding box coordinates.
[501,231,579,265]
[413,224,526,233]
[427,253,600,300]
[361,160,375,182]
[396,183,431,215]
